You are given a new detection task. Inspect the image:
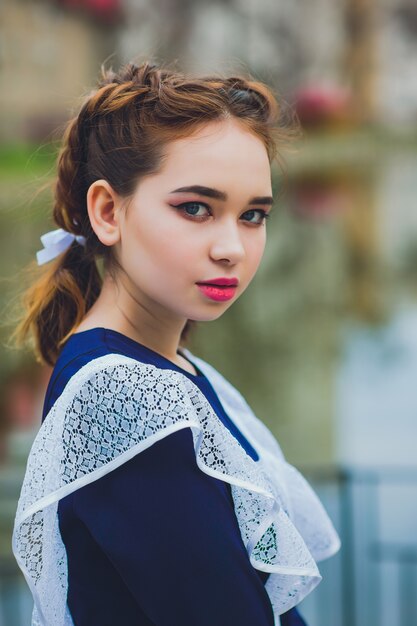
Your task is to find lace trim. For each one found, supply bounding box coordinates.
[12,352,340,625]
[186,349,342,563]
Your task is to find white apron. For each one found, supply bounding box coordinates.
[12,349,341,625]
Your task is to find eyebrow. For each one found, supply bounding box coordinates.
[169,185,274,206]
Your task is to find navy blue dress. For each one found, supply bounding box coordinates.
[41,327,307,626]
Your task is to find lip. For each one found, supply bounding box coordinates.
[196,283,237,302]
[196,277,239,287]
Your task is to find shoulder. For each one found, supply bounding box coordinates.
[43,353,193,427]
[43,346,108,421]
[37,355,202,487]
[65,353,187,398]
[18,357,205,520]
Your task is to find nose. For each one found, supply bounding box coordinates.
[209,217,245,265]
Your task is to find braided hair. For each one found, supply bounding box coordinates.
[12,59,299,366]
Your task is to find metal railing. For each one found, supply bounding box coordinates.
[298,465,417,626]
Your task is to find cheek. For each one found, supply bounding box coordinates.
[246,232,266,274]
[143,217,201,268]
[126,216,192,278]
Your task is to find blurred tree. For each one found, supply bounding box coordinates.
[343,0,377,125]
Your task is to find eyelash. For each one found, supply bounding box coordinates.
[173,202,271,225]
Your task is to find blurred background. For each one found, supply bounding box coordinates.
[1,0,416,625]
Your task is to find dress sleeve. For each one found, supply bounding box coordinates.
[72,427,276,626]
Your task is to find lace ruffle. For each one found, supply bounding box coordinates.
[187,350,342,563]
[12,352,341,625]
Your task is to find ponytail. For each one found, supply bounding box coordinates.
[10,58,299,366]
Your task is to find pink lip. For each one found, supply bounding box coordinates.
[196,284,237,302]
[196,277,239,287]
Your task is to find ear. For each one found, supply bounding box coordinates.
[86,179,123,246]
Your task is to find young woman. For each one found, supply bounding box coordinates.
[11,59,341,626]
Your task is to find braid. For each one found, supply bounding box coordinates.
[53,115,88,235]
[11,57,299,366]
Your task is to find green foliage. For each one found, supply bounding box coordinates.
[0,143,58,180]
[0,144,56,380]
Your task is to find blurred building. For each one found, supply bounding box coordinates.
[0,0,123,143]
[1,0,416,144]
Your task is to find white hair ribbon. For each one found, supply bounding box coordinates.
[36,228,87,265]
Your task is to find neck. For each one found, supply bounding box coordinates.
[77,272,188,362]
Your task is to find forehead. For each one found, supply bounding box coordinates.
[157,118,271,182]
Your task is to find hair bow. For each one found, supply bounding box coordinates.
[36,228,87,265]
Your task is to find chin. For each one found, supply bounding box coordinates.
[188,305,234,322]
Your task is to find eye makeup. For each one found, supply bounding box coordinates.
[171,201,271,225]
[168,184,274,207]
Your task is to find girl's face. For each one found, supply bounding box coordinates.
[116,118,273,323]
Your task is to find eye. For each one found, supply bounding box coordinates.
[172,202,270,225]
[241,209,270,225]
[174,202,210,219]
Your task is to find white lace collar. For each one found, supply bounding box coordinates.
[13,350,341,625]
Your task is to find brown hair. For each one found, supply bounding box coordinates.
[10,58,300,367]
